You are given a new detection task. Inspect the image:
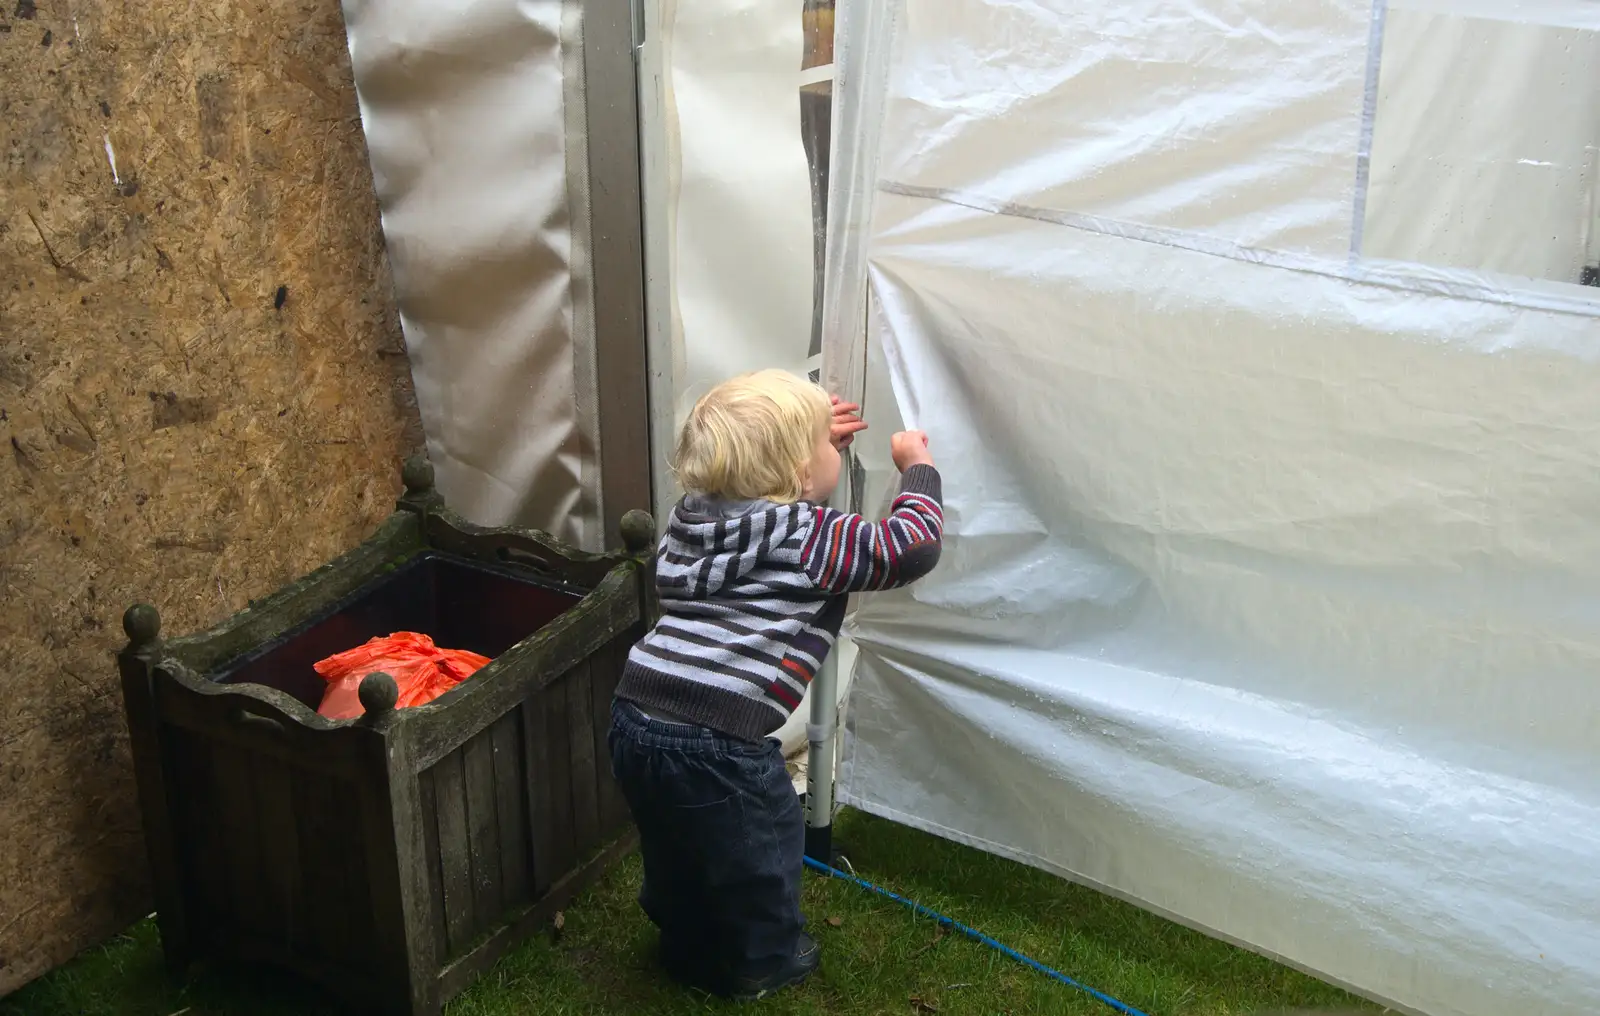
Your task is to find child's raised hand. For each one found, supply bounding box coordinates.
[829,395,868,449]
[890,430,934,472]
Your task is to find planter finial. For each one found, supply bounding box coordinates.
[359,672,400,717]
[123,604,161,648]
[401,454,435,495]
[620,510,655,555]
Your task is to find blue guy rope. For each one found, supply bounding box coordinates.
[804,856,1153,1016]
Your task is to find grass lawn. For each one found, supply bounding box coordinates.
[2,809,1379,1016]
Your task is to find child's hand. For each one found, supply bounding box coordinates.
[830,395,868,449]
[891,430,934,472]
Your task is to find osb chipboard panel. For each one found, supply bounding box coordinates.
[0,0,423,993]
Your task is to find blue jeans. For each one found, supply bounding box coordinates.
[608,700,805,982]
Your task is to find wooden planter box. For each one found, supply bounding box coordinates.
[117,457,655,1016]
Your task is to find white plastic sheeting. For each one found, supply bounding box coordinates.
[830,3,1600,1015]
[641,0,843,755]
[341,0,602,546]
[1364,6,1600,281]
[665,0,816,417]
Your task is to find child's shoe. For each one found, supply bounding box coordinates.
[730,932,821,1001]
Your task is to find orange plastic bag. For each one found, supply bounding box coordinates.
[314,632,491,720]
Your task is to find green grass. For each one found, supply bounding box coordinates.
[3,810,1377,1015]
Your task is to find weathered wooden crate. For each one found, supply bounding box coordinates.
[116,457,654,1016]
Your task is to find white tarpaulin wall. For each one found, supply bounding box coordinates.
[339,0,1600,1010]
[342,0,603,547]
[825,3,1600,1016]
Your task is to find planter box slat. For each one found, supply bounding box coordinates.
[213,741,270,937]
[590,636,631,832]
[522,691,558,899]
[566,660,602,858]
[416,765,447,957]
[433,748,477,956]
[538,676,578,889]
[251,751,303,946]
[463,729,502,934]
[119,458,654,1015]
[295,773,355,965]
[490,711,532,910]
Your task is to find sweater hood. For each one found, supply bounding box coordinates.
[664,496,809,598]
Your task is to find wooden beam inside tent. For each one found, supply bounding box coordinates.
[583,0,654,548]
[0,0,422,994]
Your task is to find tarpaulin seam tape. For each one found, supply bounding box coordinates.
[877,179,1600,321]
[1349,0,1389,260]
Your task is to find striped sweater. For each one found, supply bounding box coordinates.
[616,465,943,742]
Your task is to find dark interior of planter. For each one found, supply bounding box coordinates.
[214,551,583,710]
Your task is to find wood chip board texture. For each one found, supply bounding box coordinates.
[0,0,423,994]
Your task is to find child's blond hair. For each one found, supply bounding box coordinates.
[673,369,831,504]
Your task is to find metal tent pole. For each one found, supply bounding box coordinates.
[803,449,852,862]
[803,640,841,863]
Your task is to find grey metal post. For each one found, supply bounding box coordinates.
[804,634,840,863]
